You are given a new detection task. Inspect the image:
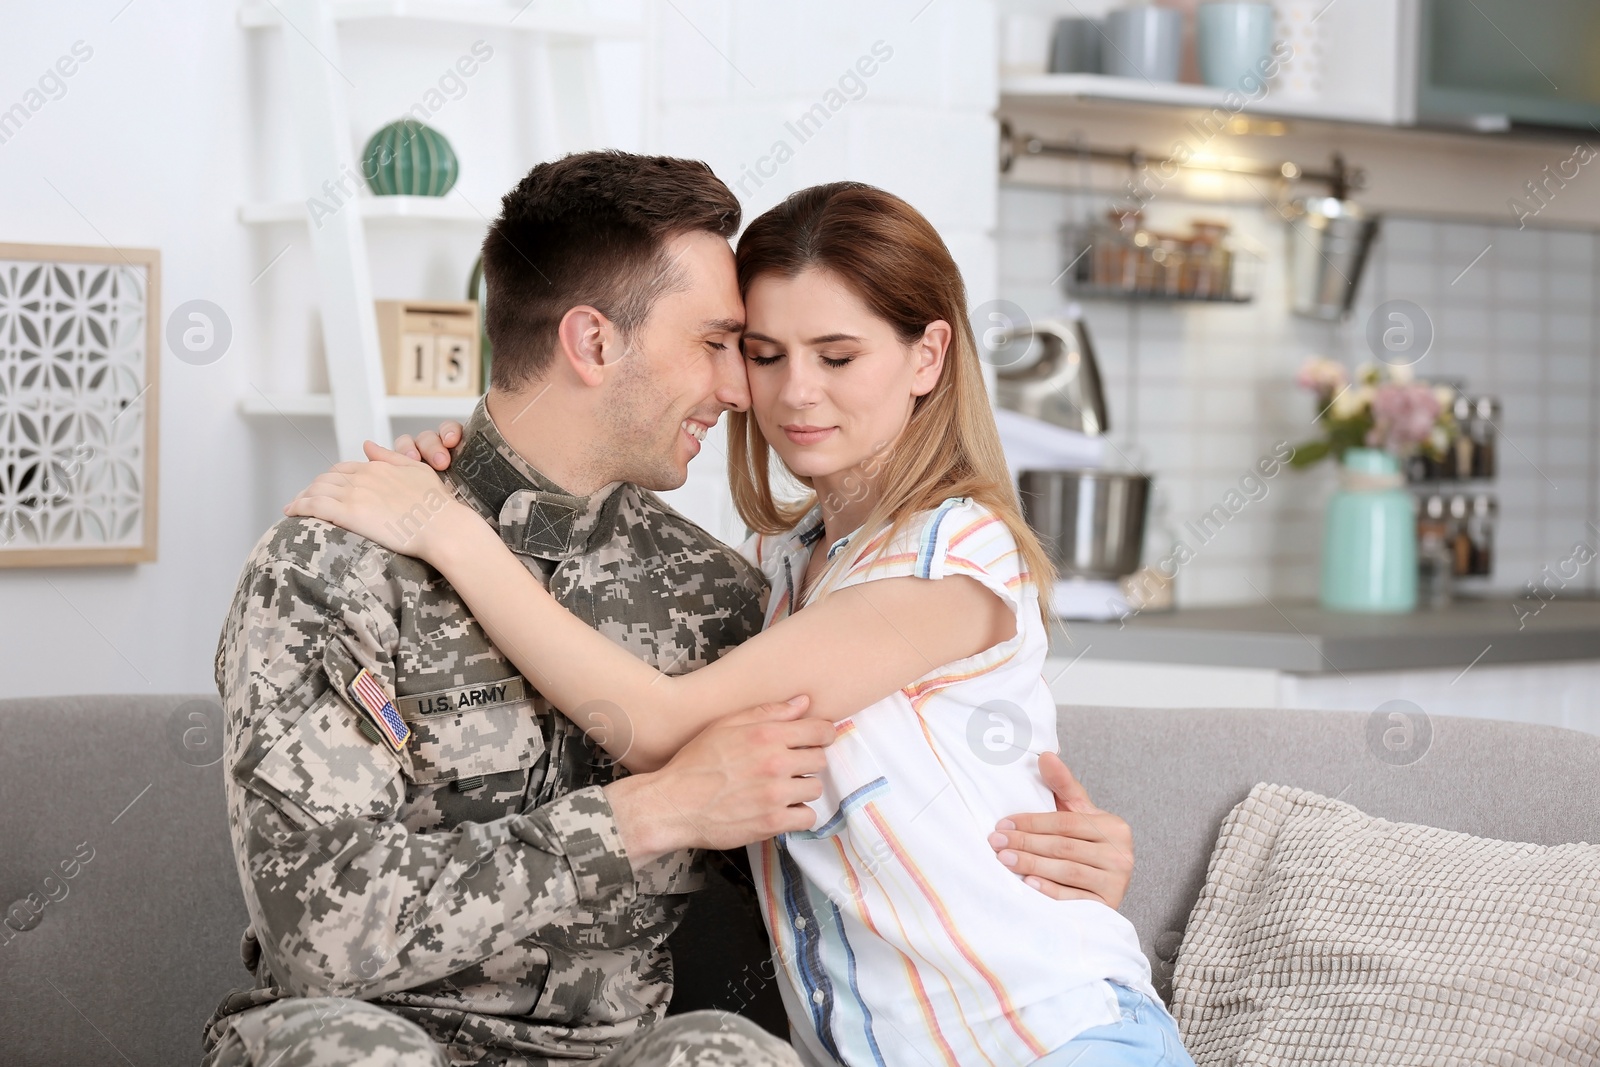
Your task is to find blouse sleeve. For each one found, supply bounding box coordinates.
[838,497,1028,613]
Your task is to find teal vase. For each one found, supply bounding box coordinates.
[361,119,459,196]
[1320,448,1417,612]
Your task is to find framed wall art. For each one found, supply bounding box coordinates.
[0,242,160,567]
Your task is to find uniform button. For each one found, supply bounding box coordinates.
[811,990,826,1005]
[794,916,807,930]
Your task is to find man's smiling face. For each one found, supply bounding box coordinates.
[602,229,751,492]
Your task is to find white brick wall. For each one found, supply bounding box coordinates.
[648,0,1001,542]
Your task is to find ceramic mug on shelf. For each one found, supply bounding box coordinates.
[1196,2,1277,91]
[1049,17,1103,74]
[1103,6,1182,82]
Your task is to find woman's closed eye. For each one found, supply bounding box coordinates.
[745,348,854,369]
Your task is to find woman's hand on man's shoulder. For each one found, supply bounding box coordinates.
[394,421,464,471]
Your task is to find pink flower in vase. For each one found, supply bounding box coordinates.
[1366,381,1440,456]
[1296,356,1348,396]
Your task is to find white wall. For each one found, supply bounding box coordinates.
[648,0,1000,540]
[1,0,999,698]
[2,1,263,700]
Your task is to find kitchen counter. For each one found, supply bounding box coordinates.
[1050,597,1600,675]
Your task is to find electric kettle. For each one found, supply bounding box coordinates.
[991,308,1110,436]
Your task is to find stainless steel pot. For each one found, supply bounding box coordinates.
[1286,197,1379,320]
[1018,468,1151,580]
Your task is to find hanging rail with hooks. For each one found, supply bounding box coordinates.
[999,120,1367,201]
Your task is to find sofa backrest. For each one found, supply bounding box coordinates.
[1056,703,1600,1003]
[5,695,1597,1066]
[0,693,247,1067]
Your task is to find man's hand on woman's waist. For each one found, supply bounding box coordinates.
[989,751,1135,909]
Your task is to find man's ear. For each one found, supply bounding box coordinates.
[910,320,951,397]
[556,305,621,387]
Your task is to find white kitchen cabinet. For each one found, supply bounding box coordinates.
[999,0,1418,127]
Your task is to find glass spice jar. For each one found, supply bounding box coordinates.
[1415,492,1454,607]
[1448,493,1472,576]
[1470,397,1499,480]
[1467,492,1496,576]
[1449,393,1475,480]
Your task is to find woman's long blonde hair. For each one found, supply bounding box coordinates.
[727,182,1056,627]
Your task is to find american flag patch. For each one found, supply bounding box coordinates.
[347,668,411,752]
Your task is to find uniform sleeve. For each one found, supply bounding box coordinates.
[216,547,636,1001]
[840,497,1029,612]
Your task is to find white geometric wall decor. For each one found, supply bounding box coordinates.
[0,243,160,567]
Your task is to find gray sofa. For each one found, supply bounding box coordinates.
[3,694,1597,1066]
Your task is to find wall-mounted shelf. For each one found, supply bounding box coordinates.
[238,196,486,225]
[238,0,643,38]
[1000,74,1397,127]
[240,392,479,419]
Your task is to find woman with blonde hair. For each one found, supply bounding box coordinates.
[288,182,1193,1066]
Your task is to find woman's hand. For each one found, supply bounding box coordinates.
[284,440,475,562]
[394,421,464,471]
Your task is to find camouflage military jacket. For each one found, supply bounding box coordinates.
[205,399,769,1064]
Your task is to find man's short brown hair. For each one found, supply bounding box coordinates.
[480,151,740,389]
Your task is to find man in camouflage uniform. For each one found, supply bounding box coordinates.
[206,151,1139,1067]
[204,152,814,1067]
[204,397,801,1067]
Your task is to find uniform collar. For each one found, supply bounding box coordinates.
[447,397,624,561]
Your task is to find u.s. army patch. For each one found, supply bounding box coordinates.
[395,676,529,719]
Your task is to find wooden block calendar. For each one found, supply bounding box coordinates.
[376,300,481,396]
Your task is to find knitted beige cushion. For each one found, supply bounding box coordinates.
[1172,782,1600,1065]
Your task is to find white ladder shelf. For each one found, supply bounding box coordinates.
[239,0,644,458]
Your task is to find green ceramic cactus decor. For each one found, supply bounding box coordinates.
[361,119,459,197]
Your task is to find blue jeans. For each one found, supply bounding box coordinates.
[1032,982,1196,1066]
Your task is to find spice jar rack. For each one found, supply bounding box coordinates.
[1059,213,1260,303]
[1410,383,1499,605]
[1406,392,1500,482]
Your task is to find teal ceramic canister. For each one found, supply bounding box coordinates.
[1196,2,1276,90]
[1319,447,1417,613]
